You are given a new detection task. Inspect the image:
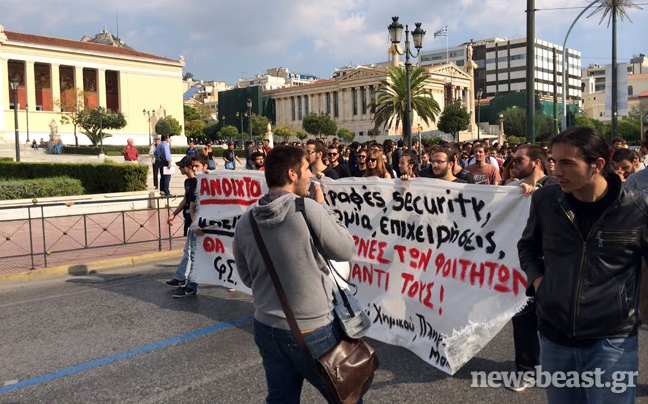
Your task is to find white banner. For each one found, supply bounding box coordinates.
[193,171,531,375]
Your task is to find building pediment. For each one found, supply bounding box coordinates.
[337,67,386,83]
[425,63,472,81]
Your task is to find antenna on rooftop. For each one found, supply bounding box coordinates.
[116,10,119,38]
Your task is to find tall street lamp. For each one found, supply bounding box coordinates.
[25,104,30,142]
[236,110,248,144]
[388,17,425,151]
[97,106,105,155]
[143,109,155,146]
[476,88,483,140]
[247,98,253,142]
[10,76,20,161]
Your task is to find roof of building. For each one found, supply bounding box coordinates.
[630,73,648,79]
[4,29,179,63]
[183,87,200,101]
[640,91,648,97]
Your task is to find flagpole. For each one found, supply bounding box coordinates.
[446,27,449,63]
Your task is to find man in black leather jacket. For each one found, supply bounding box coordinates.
[518,126,648,403]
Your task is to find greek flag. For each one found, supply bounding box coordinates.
[434,26,448,37]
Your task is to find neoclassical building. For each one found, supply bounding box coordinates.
[0,25,184,146]
[266,61,476,142]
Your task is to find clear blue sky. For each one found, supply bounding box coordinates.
[4,0,647,85]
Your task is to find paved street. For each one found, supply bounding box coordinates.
[1,261,648,403]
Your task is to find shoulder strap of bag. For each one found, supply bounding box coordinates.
[295,198,357,317]
[249,212,315,361]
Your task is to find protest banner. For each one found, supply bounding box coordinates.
[193,171,531,375]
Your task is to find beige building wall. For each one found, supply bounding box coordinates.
[582,73,648,121]
[0,25,184,146]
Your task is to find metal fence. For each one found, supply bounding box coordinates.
[0,196,187,274]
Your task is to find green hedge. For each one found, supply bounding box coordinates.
[0,157,13,162]
[0,176,85,200]
[62,145,246,157]
[0,161,148,194]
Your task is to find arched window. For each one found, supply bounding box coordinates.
[628,85,634,96]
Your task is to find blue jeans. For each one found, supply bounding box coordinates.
[253,320,363,404]
[160,174,171,196]
[539,334,638,404]
[173,229,198,291]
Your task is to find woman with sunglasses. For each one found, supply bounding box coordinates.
[364,150,392,179]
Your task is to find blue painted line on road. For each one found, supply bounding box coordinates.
[0,314,254,395]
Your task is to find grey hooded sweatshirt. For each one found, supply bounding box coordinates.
[234,191,355,331]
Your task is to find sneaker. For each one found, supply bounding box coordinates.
[173,286,197,298]
[228,288,236,292]
[507,376,535,392]
[165,278,186,287]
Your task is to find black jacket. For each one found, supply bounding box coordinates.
[518,175,648,341]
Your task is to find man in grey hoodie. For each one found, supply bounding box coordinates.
[233,145,355,403]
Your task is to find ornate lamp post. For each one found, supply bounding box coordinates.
[10,76,20,161]
[97,106,105,155]
[388,17,425,151]
[247,98,253,142]
[143,109,155,146]
[25,104,30,143]
[236,110,248,144]
[476,88,483,140]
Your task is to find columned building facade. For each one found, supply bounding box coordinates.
[267,63,475,142]
[0,25,184,145]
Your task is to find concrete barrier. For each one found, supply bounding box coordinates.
[0,191,183,221]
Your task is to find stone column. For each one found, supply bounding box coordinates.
[25,61,36,112]
[97,68,107,108]
[51,64,60,111]
[0,58,7,134]
[74,66,83,93]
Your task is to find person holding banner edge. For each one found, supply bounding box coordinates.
[232,145,361,403]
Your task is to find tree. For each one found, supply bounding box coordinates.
[371,66,441,145]
[295,130,308,142]
[219,125,240,142]
[302,113,337,138]
[57,88,87,147]
[437,101,470,141]
[274,125,294,143]
[501,107,526,138]
[185,119,206,140]
[184,104,201,121]
[251,114,271,139]
[535,114,555,142]
[183,72,194,81]
[337,128,355,144]
[76,107,127,146]
[155,116,183,137]
[203,122,220,141]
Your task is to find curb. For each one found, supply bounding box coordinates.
[0,250,183,283]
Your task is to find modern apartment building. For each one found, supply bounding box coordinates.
[237,67,317,90]
[420,37,582,105]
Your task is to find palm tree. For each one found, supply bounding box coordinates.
[371,66,441,145]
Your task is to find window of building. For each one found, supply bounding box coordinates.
[106,70,120,112]
[370,86,376,113]
[59,65,75,112]
[352,88,358,115]
[304,95,309,115]
[291,97,295,121]
[326,92,331,115]
[359,131,364,137]
[34,63,53,111]
[7,60,26,110]
[361,87,367,114]
[83,68,98,109]
[628,85,633,96]
[297,96,302,120]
